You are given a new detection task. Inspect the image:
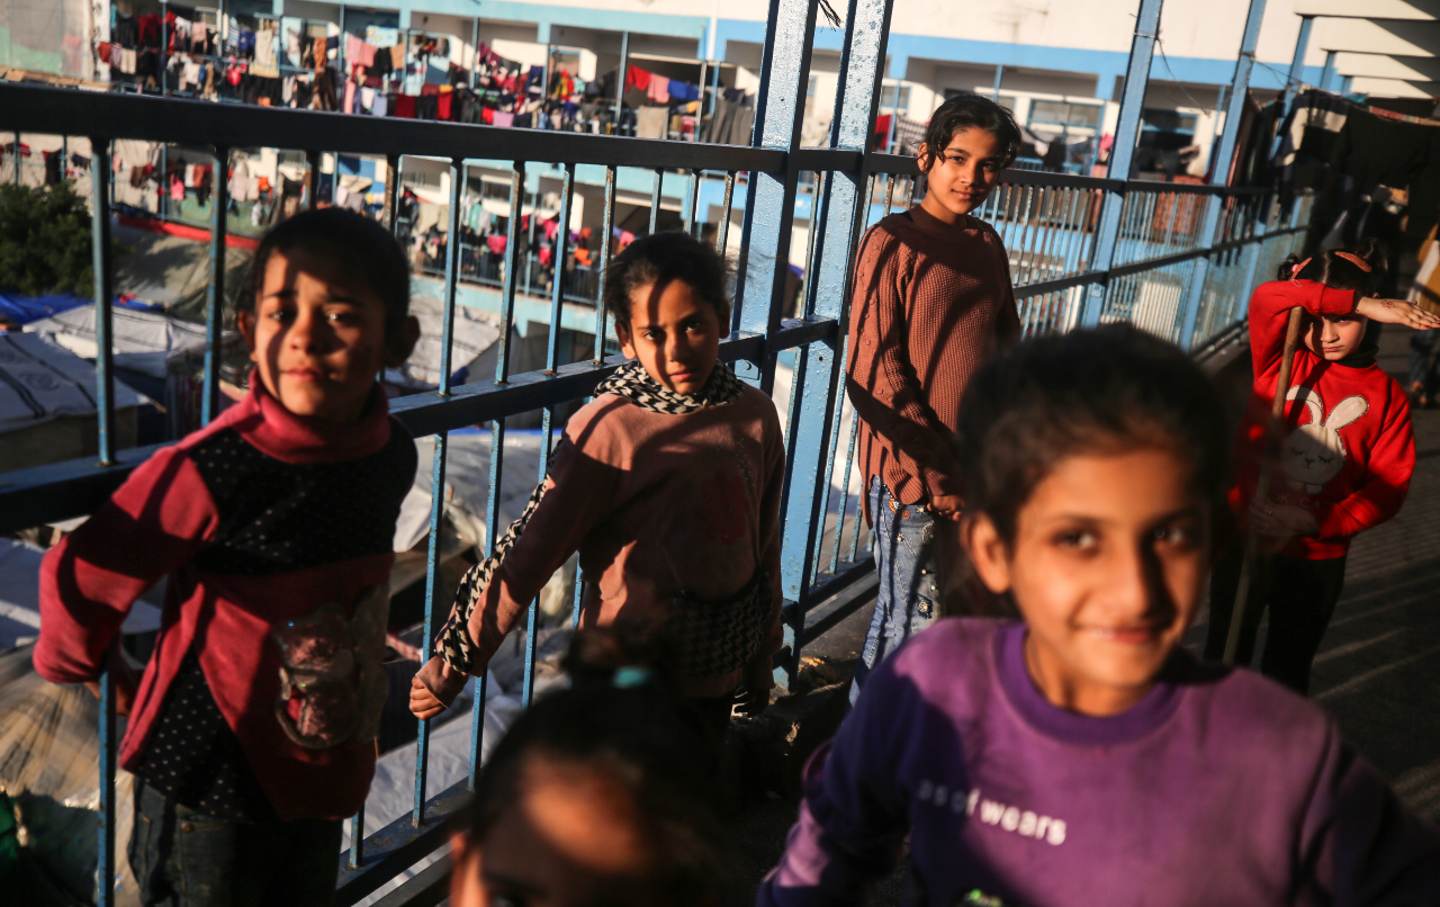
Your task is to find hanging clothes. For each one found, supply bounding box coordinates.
[625,65,651,91]
[646,76,670,105]
[668,80,699,103]
[252,22,279,78]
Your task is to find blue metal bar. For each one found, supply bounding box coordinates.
[718,171,736,255]
[97,666,117,907]
[774,0,893,678]
[496,164,526,383]
[307,148,321,208]
[614,31,629,128]
[686,169,701,237]
[1178,0,1267,350]
[992,63,1005,99]
[1319,49,1336,92]
[202,145,229,426]
[413,156,466,828]
[348,805,365,870]
[738,0,820,395]
[1284,17,1313,104]
[385,154,401,231]
[649,167,662,234]
[90,138,116,466]
[1079,0,1163,327]
[592,166,617,359]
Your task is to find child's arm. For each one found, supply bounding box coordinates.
[759,659,913,905]
[412,435,620,710]
[1298,722,1440,902]
[1315,392,1415,540]
[34,446,218,684]
[845,228,963,500]
[1247,280,1356,374]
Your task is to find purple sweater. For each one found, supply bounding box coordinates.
[761,619,1440,906]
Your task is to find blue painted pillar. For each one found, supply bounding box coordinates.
[1177,0,1267,350]
[992,63,1004,99]
[614,31,629,126]
[775,0,895,683]
[1319,49,1336,92]
[1078,0,1163,326]
[1269,14,1311,158]
[735,0,818,391]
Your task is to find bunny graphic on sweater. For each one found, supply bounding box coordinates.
[1281,385,1369,494]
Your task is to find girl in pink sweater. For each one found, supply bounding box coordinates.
[411,232,785,728]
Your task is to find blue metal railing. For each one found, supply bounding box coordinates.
[0,1,1313,901]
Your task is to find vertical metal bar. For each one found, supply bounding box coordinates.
[592,167,616,357]
[97,668,116,907]
[92,136,118,900]
[1276,16,1312,135]
[496,164,526,382]
[540,43,552,131]
[718,171,736,256]
[11,132,19,186]
[90,138,116,465]
[649,168,662,234]
[686,169,701,236]
[776,0,894,672]
[1319,49,1336,92]
[992,63,1005,99]
[614,31,629,127]
[413,156,466,829]
[545,165,574,372]
[1178,0,1267,349]
[470,16,480,89]
[202,145,229,426]
[161,0,169,97]
[1079,0,1163,327]
[384,154,401,231]
[306,148,321,208]
[347,806,364,869]
[696,60,708,142]
[885,80,901,152]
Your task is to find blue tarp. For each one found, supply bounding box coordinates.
[0,293,161,325]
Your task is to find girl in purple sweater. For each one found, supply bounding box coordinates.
[761,325,1440,906]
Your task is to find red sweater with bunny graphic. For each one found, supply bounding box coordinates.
[1244,280,1415,560]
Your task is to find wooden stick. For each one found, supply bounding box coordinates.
[1222,306,1305,665]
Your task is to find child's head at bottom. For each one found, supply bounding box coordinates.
[450,630,732,907]
[238,208,419,423]
[604,232,731,396]
[956,325,1228,716]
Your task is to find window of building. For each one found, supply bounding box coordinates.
[1028,99,1103,131]
[1134,108,1202,176]
[880,81,910,112]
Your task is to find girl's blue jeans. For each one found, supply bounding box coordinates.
[850,478,939,703]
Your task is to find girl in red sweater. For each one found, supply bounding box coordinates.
[1204,246,1440,691]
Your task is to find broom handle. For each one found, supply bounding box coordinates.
[1222,306,1305,665]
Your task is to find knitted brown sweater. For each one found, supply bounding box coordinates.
[846,205,1019,513]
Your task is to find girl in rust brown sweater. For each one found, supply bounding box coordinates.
[411,232,784,726]
[847,93,1022,694]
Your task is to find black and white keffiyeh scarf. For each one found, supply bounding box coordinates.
[433,360,745,674]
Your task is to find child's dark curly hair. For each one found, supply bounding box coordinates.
[458,628,735,904]
[919,92,1022,172]
[956,324,1229,546]
[1278,239,1386,297]
[603,231,731,333]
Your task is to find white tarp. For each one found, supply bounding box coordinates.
[385,294,502,390]
[0,332,145,433]
[394,429,548,554]
[26,305,216,380]
[0,537,164,653]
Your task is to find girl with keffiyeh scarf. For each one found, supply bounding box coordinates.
[411,232,785,731]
